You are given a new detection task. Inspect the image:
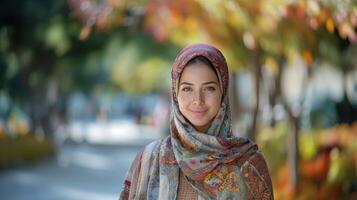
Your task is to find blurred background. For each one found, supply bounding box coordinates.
[0,0,357,199]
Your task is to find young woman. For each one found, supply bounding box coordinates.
[119,44,274,200]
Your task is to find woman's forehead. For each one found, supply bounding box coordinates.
[179,63,220,84]
[173,45,227,78]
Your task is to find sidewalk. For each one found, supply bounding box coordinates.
[59,119,165,146]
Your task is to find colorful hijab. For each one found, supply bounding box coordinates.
[120,44,273,200]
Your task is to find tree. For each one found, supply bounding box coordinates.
[0,0,72,137]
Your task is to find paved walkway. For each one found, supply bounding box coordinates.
[0,142,147,200]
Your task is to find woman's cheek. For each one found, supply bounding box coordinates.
[179,93,192,103]
[206,93,218,100]
[206,93,222,107]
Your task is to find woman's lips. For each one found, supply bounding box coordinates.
[190,109,207,117]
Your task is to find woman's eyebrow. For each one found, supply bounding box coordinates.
[180,81,219,86]
[202,81,219,85]
[180,82,193,86]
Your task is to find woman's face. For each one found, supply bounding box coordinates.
[177,62,222,132]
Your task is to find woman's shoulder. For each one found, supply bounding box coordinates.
[143,136,170,151]
[239,146,274,200]
[135,136,171,160]
[120,138,170,200]
[238,140,270,180]
[241,150,269,174]
[125,137,170,177]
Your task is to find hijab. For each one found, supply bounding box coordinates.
[120,44,273,200]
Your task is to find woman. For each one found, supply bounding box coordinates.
[119,44,274,200]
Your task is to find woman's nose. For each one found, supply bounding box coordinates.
[193,90,204,105]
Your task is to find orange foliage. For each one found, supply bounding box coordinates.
[271,123,357,200]
[301,150,330,183]
[275,164,296,199]
[302,49,313,65]
[315,183,342,200]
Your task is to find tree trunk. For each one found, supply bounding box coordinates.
[268,56,284,127]
[249,47,262,141]
[283,101,300,193]
[230,71,240,124]
[281,61,312,194]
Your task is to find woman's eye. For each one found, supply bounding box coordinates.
[182,87,192,92]
[205,86,216,91]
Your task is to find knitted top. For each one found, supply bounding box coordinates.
[177,171,198,200]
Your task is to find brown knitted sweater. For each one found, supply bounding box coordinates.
[177,171,198,200]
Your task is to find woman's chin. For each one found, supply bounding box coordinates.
[192,123,210,132]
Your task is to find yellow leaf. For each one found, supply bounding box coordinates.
[302,49,313,65]
[326,18,335,33]
[264,57,279,76]
[79,26,91,41]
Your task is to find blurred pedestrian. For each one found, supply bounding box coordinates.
[119,44,273,199]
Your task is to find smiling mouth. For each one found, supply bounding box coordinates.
[190,110,207,116]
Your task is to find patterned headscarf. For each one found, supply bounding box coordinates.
[119,44,273,200]
[170,44,258,199]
